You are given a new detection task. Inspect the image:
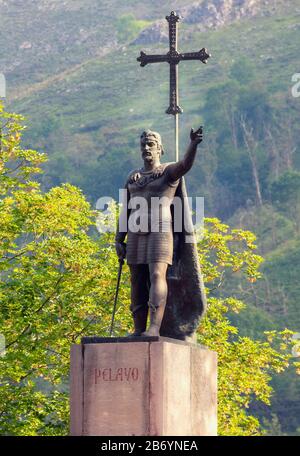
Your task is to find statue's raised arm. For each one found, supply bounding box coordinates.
[167,126,203,181]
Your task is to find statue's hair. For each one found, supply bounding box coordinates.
[140,130,164,154]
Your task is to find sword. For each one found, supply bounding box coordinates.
[109,257,124,336]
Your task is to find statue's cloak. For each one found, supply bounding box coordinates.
[160,176,207,340]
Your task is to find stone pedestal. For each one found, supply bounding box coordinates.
[70,337,217,436]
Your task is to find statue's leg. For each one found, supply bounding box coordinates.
[141,262,168,337]
[128,264,150,336]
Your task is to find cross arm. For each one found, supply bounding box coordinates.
[179,48,211,64]
[137,51,169,67]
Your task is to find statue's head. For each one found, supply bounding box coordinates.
[140,130,164,163]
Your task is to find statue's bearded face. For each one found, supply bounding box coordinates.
[140,137,161,163]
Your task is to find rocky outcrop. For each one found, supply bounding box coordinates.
[133,0,269,45]
[181,0,266,28]
[131,20,169,45]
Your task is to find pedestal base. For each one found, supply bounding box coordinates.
[70,337,217,436]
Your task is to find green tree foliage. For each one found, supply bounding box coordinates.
[0,105,298,435]
[196,218,298,435]
[0,104,132,435]
[229,58,255,85]
[202,60,285,216]
[271,170,300,233]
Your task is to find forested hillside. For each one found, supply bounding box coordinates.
[1,0,300,434]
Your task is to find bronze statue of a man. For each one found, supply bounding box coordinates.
[115,128,206,340]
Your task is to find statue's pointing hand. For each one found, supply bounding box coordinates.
[190,126,203,145]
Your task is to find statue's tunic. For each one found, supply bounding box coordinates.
[126,163,179,265]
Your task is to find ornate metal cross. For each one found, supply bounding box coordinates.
[137,11,210,160]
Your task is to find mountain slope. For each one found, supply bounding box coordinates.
[1,0,300,435]
[4,1,298,203]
